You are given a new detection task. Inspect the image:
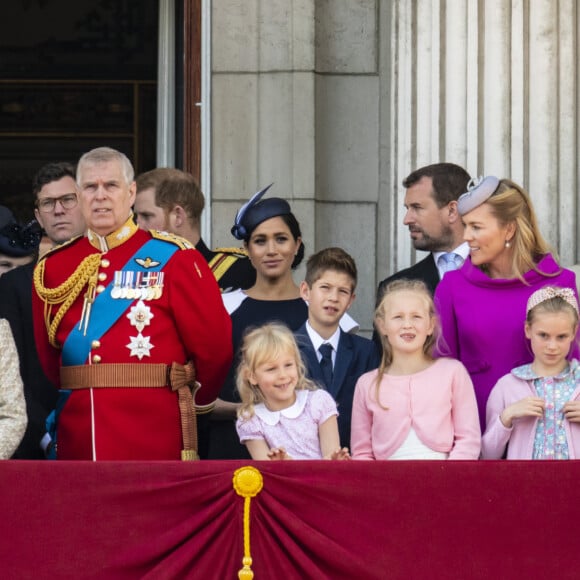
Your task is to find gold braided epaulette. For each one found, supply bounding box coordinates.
[149,229,194,250]
[37,235,84,261]
[34,250,101,348]
[214,247,248,258]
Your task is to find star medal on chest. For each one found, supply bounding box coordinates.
[126,299,154,359]
[126,334,154,360]
[126,300,154,332]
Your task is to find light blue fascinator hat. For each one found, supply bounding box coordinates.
[231,183,292,240]
[457,176,500,216]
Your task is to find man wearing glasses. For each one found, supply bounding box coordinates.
[33,163,86,247]
[0,162,86,458]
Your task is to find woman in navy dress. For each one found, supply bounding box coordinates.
[207,186,308,459]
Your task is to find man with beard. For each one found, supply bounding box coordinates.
[376,163,471,301]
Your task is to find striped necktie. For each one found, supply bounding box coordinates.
[438,252,462,275]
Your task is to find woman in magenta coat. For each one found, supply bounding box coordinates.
[434,176,579,431]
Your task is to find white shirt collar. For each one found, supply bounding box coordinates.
[254,389,310,425]
[305,321,340,362]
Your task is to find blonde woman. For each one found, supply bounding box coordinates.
[435,177,579,431]
[0,318,27,458]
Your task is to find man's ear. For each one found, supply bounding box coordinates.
[34,208,45,231]
[447,200,460,224]
[172,205,186,227]
[127,181,137,208]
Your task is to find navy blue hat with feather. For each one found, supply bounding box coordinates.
[231,184,292,241]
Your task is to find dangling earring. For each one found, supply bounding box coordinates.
[505,240,511,248]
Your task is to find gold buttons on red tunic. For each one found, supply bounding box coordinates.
[98,272,107,282]
[91,340,101,349]
[101,258,110,268]
[92,355,102,364]
[96,285,106,294]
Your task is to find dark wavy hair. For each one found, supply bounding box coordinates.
[32,162,76,202]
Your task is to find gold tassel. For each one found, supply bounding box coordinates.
[233,466,264,579]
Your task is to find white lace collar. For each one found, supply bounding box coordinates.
[254,389,309,425]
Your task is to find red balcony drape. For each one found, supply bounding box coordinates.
[1,460,578,579]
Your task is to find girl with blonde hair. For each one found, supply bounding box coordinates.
[236,323,349,460]
[351,280,480,460]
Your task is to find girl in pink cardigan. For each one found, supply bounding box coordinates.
[482,287,580,459]
[351,279,480,460]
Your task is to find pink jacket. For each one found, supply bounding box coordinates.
[351,358,481,460]
[481,363,580,459]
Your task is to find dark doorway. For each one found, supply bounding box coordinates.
[0,0,159,221]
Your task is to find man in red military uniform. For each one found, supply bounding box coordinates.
[32,147,232,460]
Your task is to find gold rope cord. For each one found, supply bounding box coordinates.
[33,253,102,347]
[232,466,264,580]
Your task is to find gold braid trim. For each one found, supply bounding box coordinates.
[34,253,102,348]
[214,246,249,257]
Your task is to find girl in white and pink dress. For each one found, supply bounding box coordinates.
[482,287,580,459]
[235,323,350,460]
[351,279,480,460]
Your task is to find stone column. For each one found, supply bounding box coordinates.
[381,0,580,277]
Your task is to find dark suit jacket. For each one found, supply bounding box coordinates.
[0,262,58,459]
[376,253,440,304]
[295,324,380,448]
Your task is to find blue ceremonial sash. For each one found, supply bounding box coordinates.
[47,238,180,459]
[62,238,179,366]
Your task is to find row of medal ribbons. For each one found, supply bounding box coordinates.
[110,271,165,300]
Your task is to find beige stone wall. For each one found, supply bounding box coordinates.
[210,0,580,335]
[211,0,380,333]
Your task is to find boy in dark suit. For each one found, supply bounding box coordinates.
[295,247,380,449]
